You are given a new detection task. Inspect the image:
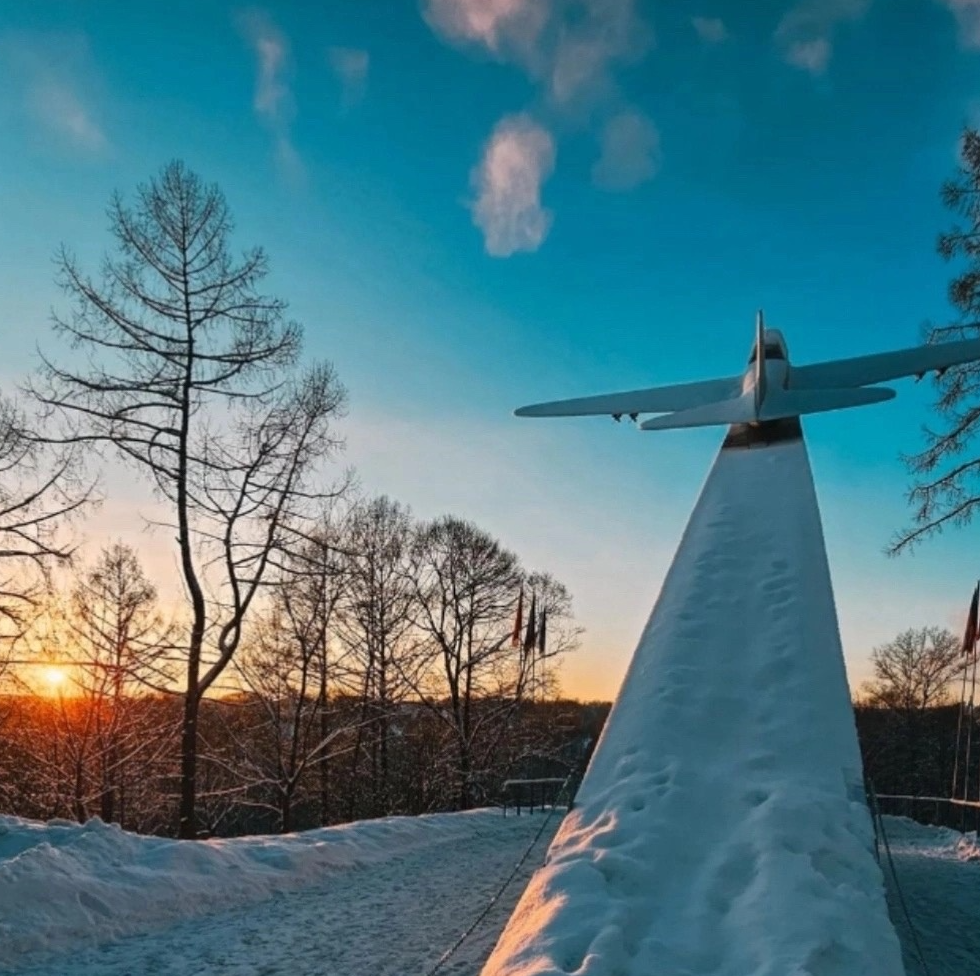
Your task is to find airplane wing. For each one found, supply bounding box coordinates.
[514,375,743,418]
[791,336,980,390]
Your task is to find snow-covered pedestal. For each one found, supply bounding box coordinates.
[482,435,905,976]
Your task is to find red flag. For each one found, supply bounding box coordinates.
[523,593,537,657]
[537,606,547,656]
[511,587,524,649]
[963,583,979,656]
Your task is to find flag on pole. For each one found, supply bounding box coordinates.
[963,582,979,656]
[523,593,537,657]
[537,606,547,656]
[511,587,524,648]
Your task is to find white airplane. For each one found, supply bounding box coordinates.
[515,311,980,432]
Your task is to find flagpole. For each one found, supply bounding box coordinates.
[954,581,979,799]
[531,644,536,704]
[953,657,970,797]
[523,592,537,704]
[965,636,980,801]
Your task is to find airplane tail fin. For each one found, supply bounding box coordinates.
[754,309,766,417]
[639,386,895,432]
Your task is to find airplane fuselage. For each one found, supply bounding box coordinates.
[741,328,790,405]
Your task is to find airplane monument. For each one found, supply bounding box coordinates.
[480,315,980,976]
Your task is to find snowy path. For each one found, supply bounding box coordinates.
[6,811,561,976]
[881,816,980,976]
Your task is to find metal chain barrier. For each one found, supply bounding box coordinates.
[867,780,932,976]
[424,775,574,976]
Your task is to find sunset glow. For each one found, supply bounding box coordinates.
[38,665,70,696]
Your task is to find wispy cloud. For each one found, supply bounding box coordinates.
[422,0,658,254]
[422,0,548,60]
[0,31,108,152]
[545,0,652,109]
[471,115,556,257]
[938,0,980,48]
[426,0,651,108]
[592,109,660,191]
[691,16,728,44]
[237,9,302,181]
[774,0,871,75]
[328,46,370,109]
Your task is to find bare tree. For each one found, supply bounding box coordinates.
[334,496,418,818]
[893,128,980,551]
[408,516,526,809]
[0,392,89,642]
[33,161,346,836]
[859,626,964,798]
[7,546,175,826]
[233,528,351,832]
[861,627,962,714]
[65,542,176,824]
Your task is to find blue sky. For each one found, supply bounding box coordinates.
[1,0,979,699]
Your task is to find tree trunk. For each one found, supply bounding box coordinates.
[280,788,293,834]
[458,741,471,810]
[319,676,330,825]
[177,691,200,838]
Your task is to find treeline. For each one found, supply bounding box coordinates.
[0,502,589,835]
[854,703,961,800]
[0,688,610,837]
[853,625,980,826]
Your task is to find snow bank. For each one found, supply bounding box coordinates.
[483,436,905,976]
[882,815,980,862]
[0,807,503,964]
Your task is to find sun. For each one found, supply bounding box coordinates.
[38,665,70,695]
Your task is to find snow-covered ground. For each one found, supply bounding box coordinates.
[880,816,980,976]
[1,808,977,976]
[483,435,905,976]
[1,808,561,975]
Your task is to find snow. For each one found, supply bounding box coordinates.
[482,436,906,976]
[3,806,976,976]
[1,808,560,974]
[879,816,980,976]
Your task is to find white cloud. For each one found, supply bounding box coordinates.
[937,0,980,48]
[0,32,108,152]
[784,36,832,72]
[423,0,651,104]
[774,0,871,75]
[471,115,556,257]
[328,47,370,108]
[423,0,652,109]
[592,109,660,191]
[692,16,728,44]
[424,1,659,254]
[546,0,653,108]
[237,9,302,180]
[422,0,547,58]
[28,79,106,151]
